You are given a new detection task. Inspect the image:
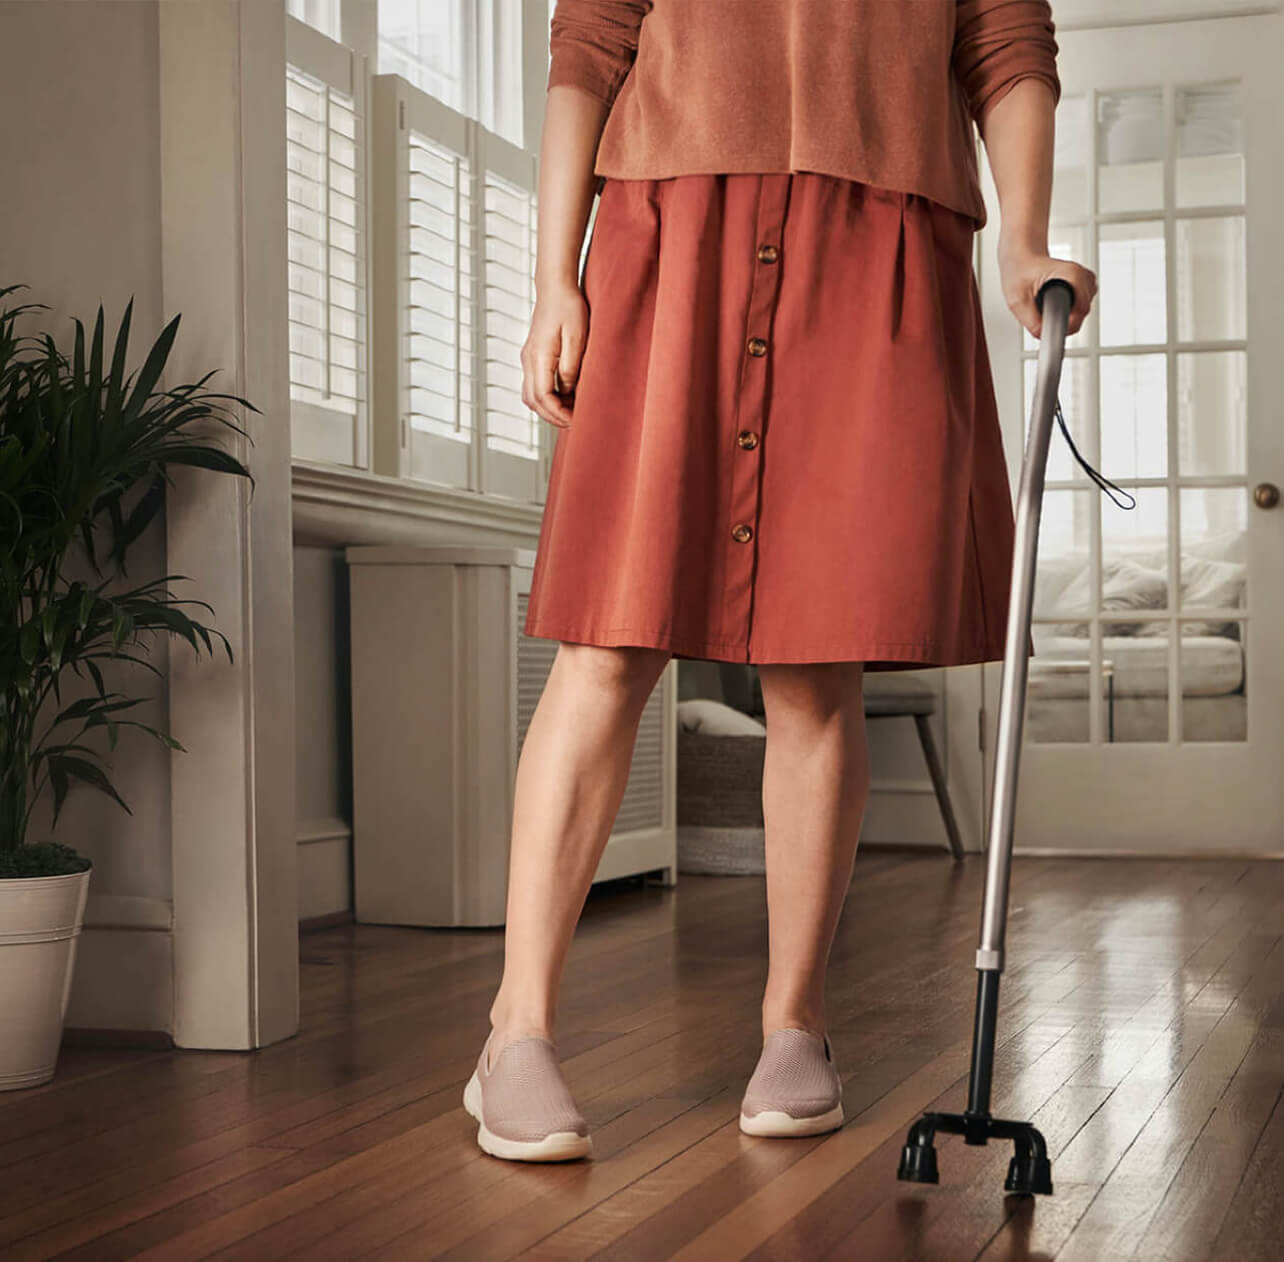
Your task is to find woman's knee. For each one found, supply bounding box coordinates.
[757,661,865,724]
[553,641,672,704]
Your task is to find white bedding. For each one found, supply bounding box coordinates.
[1030,632,1245,698]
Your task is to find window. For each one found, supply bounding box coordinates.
[288,0,551,503]
[286,18,369,467]
[287,0,342,42]
[378,0,525,147]
[374,78,541,500]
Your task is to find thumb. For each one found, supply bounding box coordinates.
[556,326,586,394]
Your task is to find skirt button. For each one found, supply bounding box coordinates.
[746,337,768,357]
[737,430,760,450]
[731,523,754,543]
[756,244,779,264]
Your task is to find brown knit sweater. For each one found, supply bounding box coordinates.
[547,1,1060,228]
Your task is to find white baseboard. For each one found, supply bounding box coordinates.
[65,895,173,1033]
[298,819,352,921]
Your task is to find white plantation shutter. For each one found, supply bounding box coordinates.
[372,74,546,502]
[483,172,532,458]
[407,129,475,480]
[375,83,477,488]
[480,132,541,500]
[286,18,369,467]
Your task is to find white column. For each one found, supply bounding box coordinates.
[159,0,299,1048]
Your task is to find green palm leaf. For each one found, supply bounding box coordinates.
[0,286,254,854]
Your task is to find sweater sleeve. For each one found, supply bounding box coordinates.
[953,0,1061,126]
[547,0,652,109]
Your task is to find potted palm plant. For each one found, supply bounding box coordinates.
[0,285,253,1089]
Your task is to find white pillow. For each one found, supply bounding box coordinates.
[1188,529,1246,565]
[677,698,767,736]
[1137,556,1245,638]
[1052,558,1168,637]
[1034,552,1088,615]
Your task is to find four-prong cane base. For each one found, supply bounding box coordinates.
[897,1111,1053,1196]
[895,969,1054,1195]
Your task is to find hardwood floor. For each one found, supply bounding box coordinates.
[1,852,1281,1260]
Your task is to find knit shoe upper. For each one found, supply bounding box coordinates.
[740,1027,842,1121]
[474,1034,589,1144]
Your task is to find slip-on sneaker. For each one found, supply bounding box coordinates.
[739,1027,844,1137]
[462,1031,592,1161]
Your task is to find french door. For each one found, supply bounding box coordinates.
[974,10,1284,852]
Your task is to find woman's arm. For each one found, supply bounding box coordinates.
[522,86,611,429]
[981,78,1097,339]
[521,0,650,428]
[953,0,1095,337]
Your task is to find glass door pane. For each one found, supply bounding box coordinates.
[1031,74,1249,747]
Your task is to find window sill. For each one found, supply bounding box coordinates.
[291,460,544,549]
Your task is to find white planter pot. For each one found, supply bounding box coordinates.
[0,866,92,1091]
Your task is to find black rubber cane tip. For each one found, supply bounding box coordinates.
[897,1143,940,1184]
[1004,1155,1053,1196]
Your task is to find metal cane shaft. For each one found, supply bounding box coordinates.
[975,283,1073,974]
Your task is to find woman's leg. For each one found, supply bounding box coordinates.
[754,661,871,1041]
[485,641,672,1068]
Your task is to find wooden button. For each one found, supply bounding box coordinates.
[756,244,779,264]
[731,523,754,543]
[737,430,760,450]
[746,337,767,357]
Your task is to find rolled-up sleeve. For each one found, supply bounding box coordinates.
[953,0,1061,126]
[547,0,652,109]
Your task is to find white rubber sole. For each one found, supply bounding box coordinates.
[739,1100,845,1137]
[462,1069,593,1162]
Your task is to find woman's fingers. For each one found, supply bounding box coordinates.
[1064,261,1098,336]
[528,346,574,428]
[521,288,588,429]
[1016,257,1097,340]
[556,321,586,399]
[1036,260,1096,338]
[522,333,573,429]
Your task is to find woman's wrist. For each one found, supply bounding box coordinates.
[997,225,1050,260]
[535,263,582,295]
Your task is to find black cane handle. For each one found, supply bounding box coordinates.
[1035,277,1075,315]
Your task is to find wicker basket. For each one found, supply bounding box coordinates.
[676,729,767,874]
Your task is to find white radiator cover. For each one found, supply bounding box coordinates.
[347,545,677,927]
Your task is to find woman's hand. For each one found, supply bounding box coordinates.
[997,239,1096,340]
[521,278,588,429]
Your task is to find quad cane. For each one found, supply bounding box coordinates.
[896,277,1076,1197]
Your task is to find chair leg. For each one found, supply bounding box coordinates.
[913,713,965,862]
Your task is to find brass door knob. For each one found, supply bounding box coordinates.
[1253,482,1280,510]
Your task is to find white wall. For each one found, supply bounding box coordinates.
[0,2,172,901]
[1055,0,1281,28]
[0,1,180,1030]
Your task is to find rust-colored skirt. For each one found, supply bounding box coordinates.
[523,172,1019,671]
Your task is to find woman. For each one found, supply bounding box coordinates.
[462,0,1097,1162]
